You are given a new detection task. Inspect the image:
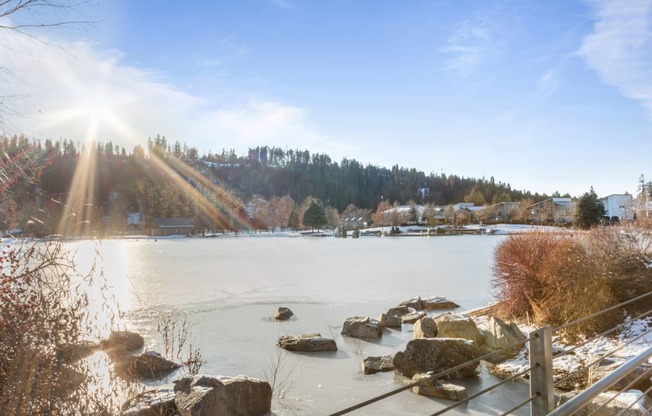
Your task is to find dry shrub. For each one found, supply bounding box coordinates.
[0,241,119,415]
[492,228,652,338]
[492,232,565,319]
[583,226,652,315]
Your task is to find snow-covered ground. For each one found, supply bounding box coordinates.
[492,315,652,402]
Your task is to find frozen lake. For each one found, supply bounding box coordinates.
[73,234,530,415]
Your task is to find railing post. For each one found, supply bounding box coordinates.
[530,326,554,416]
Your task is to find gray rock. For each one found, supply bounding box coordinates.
[273,306,294,321]
[362,355,395,375]
[114,351,181,380]
[386,306,411,317]
[413,316,438,339]
[341,316,383,338]
[422,296,460,311]
[277,333,337,352]
[103,331,145,353]
[481,316,526,363]
[393,338,482,379]
[402,311,427,324]
[121,389,177,416]
[411,373,467,401]
[175,374,272,416]
[435,313,483,347]
[378,313,402,328]
[399,297,424,310]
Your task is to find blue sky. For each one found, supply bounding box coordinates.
[1,0,651,198]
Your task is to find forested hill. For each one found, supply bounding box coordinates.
[214,145,550,210]
[2,135,562,233]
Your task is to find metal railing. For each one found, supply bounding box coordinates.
[327,291,652,416]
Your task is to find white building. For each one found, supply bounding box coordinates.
[599,194,634,221]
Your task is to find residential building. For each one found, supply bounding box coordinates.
[599,194,634,221]
[530,198,575,224]
[484,202,520,222]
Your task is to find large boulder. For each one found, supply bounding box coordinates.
[393,338,482,379]
[174,374,272,416]
[341,317,383,338]
[273,307,293,321]
[411,373,467,401]
[401,311,427,324]
[422,297,460,311]
[378,313,402,328]
[399,297,424,310]
[103,331,145,354]
[481,316,526,363]
[435,313,483,347]
[121,389,177,416]
[277,333,337,352]
[362,355,395,375]
[386,306,411,318]
[413,316,438,339]
[114,351,181,380]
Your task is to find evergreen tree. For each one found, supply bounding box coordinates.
[302,200,327,230]
[574,187,606,229]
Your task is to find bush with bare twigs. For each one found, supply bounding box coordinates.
[492,227,652,338]
[0,240,119,415]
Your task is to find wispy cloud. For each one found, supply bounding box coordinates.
[578,0,652,117]
[193,100,356,157]
[442,21,492,77]
[0,27,352,158]
[536,70,559,98]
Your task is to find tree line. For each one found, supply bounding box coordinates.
[1,135,564,235]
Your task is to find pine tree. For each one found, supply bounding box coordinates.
[302,200,327,231]
[574,187,606,229]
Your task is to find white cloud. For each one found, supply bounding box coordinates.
[442,21,492,77]
[536,70,559,98]
[0,27,352,158]
[578,0,652,117]
[192,101,356,157]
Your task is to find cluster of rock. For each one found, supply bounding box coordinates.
[58,330,273,416]
[272,296,527,403]
[340,297,528,402]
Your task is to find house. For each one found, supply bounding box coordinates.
[484,202,520,222]
[452,203,485,224]
[530,198,575,224]
[151,218,195,236]
[599,194,634,221]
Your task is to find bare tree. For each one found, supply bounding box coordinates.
[0,0,90,36]
[1,0,91,130]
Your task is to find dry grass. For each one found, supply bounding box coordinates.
[492,227,652,338]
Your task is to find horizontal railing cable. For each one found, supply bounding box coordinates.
[614,384,652,416]
[547,346,652,416]
[498,393,538,416]
[554,326,652,387]
[327,335,535,416]
[586,369,652,416]
[429,366,536,416]
[553,308,652,360]
[554,291,652,333]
